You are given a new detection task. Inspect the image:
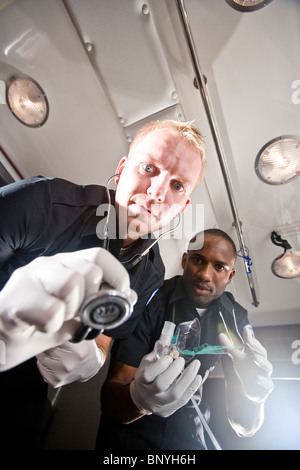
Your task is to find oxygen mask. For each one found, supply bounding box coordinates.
[154,318,244,363]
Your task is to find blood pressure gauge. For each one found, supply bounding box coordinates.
[71,283,133,343]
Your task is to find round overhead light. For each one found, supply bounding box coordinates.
[6,76,49,127]
[225,0,273,12]
[255,135,300,185]
[270,231,300,279]
[272,252,300,279]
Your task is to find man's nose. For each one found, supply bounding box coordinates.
[147,175,168,203]
[197,263,213,281]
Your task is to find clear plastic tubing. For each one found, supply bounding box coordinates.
[190,395,222,450]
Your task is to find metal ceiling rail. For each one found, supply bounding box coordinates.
[176,0,259,306]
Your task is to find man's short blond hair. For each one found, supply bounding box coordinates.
[128,120,206,186]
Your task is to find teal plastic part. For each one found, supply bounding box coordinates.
[174,342,245,356]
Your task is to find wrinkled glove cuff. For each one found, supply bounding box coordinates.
[129,380,152,415]
[78,345,103,383]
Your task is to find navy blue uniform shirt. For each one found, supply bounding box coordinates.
[0,175,165,337]
[0,175,165,448]
[97,276,249,450]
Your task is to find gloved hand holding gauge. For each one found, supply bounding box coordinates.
[218,325,274,403]
[0,247,137,373]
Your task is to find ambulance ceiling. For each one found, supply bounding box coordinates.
[0,0,299,328]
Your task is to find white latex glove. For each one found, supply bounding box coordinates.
[36,340,103,388]
[219,324,274,403]
[130,351,202,418]
[0,247,137,371]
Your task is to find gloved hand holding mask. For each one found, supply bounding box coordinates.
[218,325,274,403]
[130,321,202,418]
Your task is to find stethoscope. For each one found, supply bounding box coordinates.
[71,174,182,342]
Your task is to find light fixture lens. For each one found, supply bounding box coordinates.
[225,0,273,12]
[6,76,49,127]
[255,135,300,185]
[272,252,300,279]
[234,0,266,5]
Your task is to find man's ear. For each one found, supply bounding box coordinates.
[181,198,191,213]
[227,267,236,285]
[115,156,128,184]
[181,252,188,270]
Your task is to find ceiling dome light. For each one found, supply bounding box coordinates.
[255,135,300,185]
[225,0,273,12]
[272,252,300,279]
[271,231,300,279]
[6,76,49,127]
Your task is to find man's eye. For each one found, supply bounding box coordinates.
[173,181,183,192]
[215,264,227,272]
[142,164,153,173]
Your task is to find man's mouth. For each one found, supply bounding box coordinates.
[129,202,160,221]
[192,282,211,294]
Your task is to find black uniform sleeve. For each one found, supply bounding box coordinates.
[0,176,51,288]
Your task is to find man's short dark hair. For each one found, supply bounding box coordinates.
[188,228,237,260]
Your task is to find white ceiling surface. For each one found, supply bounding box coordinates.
[0,0,299,327]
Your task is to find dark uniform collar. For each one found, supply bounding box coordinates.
[118,235,156,262]
[168,276,234,316]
